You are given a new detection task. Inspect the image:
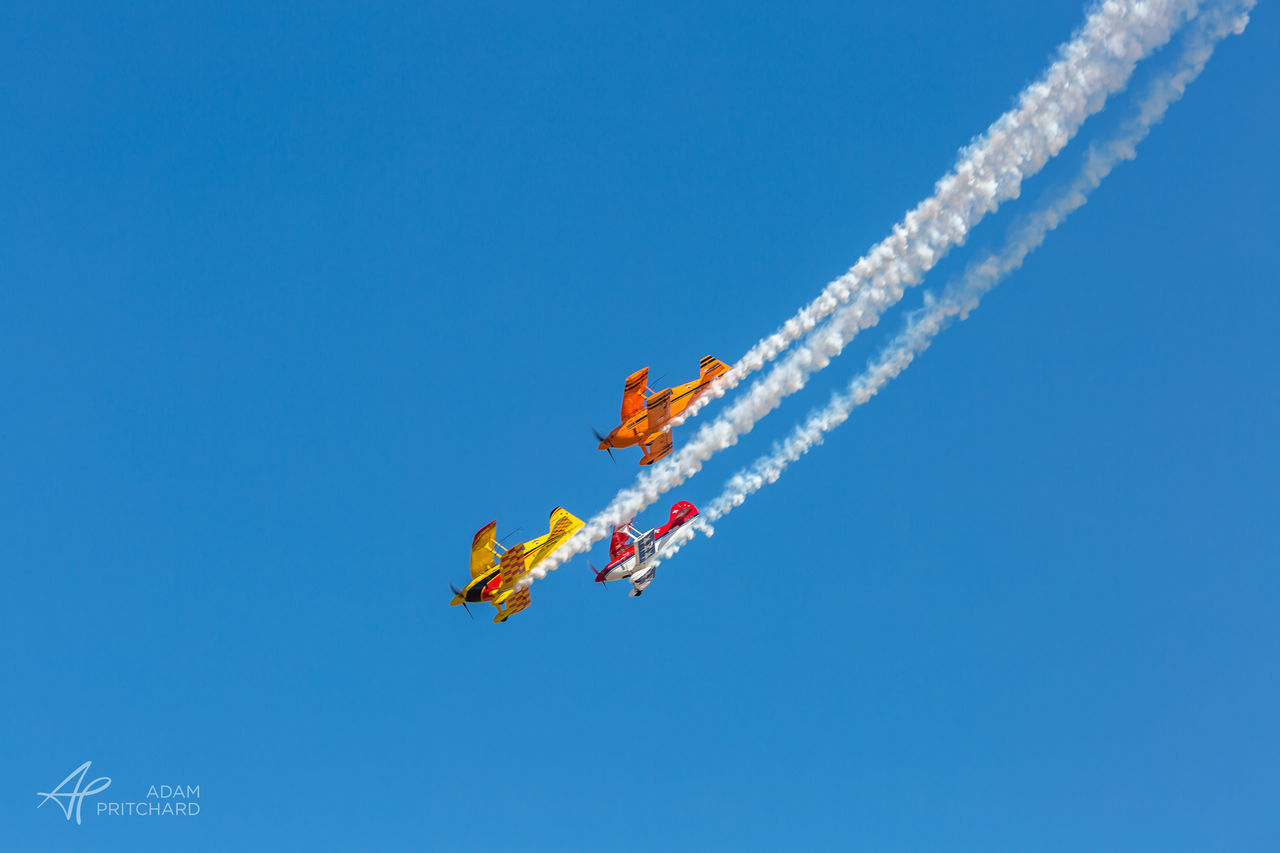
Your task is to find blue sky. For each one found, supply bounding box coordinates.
[3,1,1277,850]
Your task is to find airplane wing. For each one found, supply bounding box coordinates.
[634,529,657,569]
[470,520,498,578]
[645,388,672,428]
[494,588,531,622]
[639,431,673,465]
[621,368,649,421]
[523,507,585,569]
[497,543,527,587]
[609,520,635,560]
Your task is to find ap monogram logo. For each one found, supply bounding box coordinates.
[37,761,112,825]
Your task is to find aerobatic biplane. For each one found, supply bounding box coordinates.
[595,355,730,465]
[590,500,699,596]
[450,507,584,622]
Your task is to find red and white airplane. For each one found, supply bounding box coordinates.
[591,500,699,596]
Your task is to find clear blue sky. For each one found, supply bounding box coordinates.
[3,1,1277,850]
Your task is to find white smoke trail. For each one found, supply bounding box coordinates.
[523,0,1203,586]
[668,0,1205,429]
[654,0,1255,563]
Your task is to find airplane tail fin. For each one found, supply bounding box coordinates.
[699,356,730,382]
[521,508,585,569]
[656,500,698,537]
[668,500,698,527]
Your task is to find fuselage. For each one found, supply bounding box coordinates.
[599,377,711,450]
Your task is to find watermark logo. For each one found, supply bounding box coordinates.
[36,761,112,825]
[37,762,200,824]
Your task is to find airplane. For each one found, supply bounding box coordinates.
[450,507,584,623]
[595,355,730,465]
[590,500,699,596]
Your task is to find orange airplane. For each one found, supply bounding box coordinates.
[594,355,730,465]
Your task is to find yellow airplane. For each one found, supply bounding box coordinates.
[594,355,731,465]
[449,507,584,623]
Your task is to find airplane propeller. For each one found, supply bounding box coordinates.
[589,561,609,590]
[592,427,615,463]
[448,583,473,618]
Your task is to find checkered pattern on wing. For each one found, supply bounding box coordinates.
[505,589,531,616]
[499,544,526,582]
